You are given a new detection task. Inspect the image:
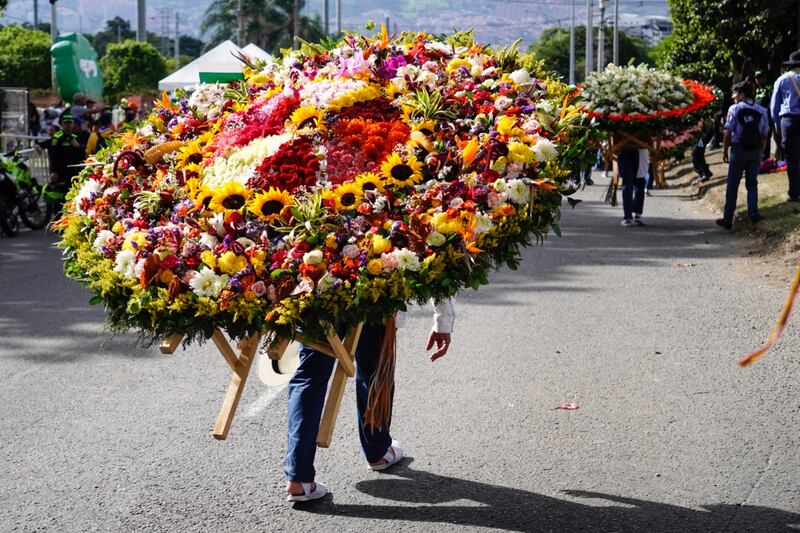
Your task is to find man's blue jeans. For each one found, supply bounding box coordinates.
[621,175,646,220]
[723,144,761,223]
[780,116,800,199]
[284,322,392,482]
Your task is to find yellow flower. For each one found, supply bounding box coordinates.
[327,84,381,111]
[249,188,293,223]
[112,221,124,234]
[122,231,148,252]
[290,105,327,132]
[176,141,208,173]
[250,249,266,275]
[380,152,424,188]
[372,234,391,255]
[201,250,217,269]
[367,259,384,275]
[445,58,470,74]
[209,182,251,215]
[325,234,338,249]
[431,211,465,234]
[218,251,247,275]
[507,142,536,164]
[355,172,385,194]
[332,182,364,212]
[496,115,516,136]
[194,186,214,212]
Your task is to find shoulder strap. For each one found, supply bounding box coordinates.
[789,73,800,99]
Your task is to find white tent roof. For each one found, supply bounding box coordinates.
[158,40,244,91]
[241,43,273,62]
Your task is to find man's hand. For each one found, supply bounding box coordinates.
[723,151,729,164]
[426,330,451,362]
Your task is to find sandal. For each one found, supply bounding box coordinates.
[368,440,403,471]
[286,481,328,503]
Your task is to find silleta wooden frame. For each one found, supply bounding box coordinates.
[159,324,363,447]
[603,131,665,206]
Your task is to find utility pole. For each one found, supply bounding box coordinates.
[585,0,593,78]
[612,0,619,65]
[336,0,341,35]
[174,12,180,67]
[50,0,57,42]
[236,0,244,46]
[33,0,39,30]
[569,0,575,85]
[292,0,299,49]
[324,0,329,35]
[597,0,605,71]
[137,0,146,41]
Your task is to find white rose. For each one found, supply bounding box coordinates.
[303,249,324,265]
[426,231,446,247]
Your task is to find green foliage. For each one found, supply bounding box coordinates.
[0,25,52,89]
[201,0,324,54]
[666,0,798,89]
[165,55,194,73]
[92,17,136,57]
[529,26,653,83]
[100,39,167,97]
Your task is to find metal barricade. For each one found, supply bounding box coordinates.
[0,133,51,181]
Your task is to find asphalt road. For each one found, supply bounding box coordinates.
[1,177,799,532]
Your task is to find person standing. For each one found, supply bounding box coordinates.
[755,71,773,160]
[284,301,455,502]
[770,50,800,202]
[717,81,769,229]
[617,145,648,226]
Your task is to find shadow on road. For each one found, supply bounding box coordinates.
[298,459,800,532]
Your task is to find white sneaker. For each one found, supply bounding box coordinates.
[634,214,645,225]
[621,219,633,227]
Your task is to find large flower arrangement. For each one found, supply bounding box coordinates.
[56,30,596,344]
[580,64,715,132]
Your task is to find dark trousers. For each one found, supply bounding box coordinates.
[621,175,646,219]
[780,116,800,199]
[692,145,711,178]
[723,144,761,223]
[284,322,392,482]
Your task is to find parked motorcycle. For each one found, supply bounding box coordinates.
[0,151,52,237]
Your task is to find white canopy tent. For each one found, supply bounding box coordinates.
[241,43,273,63]
[158,40,245,91]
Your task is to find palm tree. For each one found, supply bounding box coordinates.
[201,0,324,54]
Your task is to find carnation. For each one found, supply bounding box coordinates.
[189,267,228,298]
[93,230,116,253]
[533,138,558,162]
[393,248,421,271]
[506,180,530,205]
[113,250,137,278]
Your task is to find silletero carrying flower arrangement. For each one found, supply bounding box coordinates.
[56,29,595,345]
[580,64,715,131]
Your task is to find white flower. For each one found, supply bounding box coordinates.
[73,179,101,214]
[494,95,513,111]
[342,244,359,259]
[113,250,137,278]
[474,213,494,235]
[303,249,324,265]
[506,180,531,205]
[316,273,337,293]
[426,231,446,247]
[393,248,421,271]
[449,197,464,209]
[509,69,532,87]
[199,232,219,250]
[533,138,558,162]
[201,133,293,189]
[189,267,227,298]
[493,178,508,193]
[236,237,256,250]
[93,230,116,252]
[209,214,226,237]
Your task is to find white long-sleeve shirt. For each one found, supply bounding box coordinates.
[395,298,456,333]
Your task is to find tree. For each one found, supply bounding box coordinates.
[100,40,167,97]
[529,26,652,83]
[666,0,798,90]
[201,0,324,54]
[0,25,51,89]
[92,17,136,57]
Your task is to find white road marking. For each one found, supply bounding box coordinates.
[243,384,288,417]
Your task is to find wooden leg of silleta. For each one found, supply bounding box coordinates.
[159,333,184,355]
[317,323,363,448]
[211,330,261,440]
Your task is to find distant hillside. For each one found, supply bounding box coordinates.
[1,0,668,48]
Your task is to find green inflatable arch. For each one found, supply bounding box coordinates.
[51,32,104,102]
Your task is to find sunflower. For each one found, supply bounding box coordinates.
[332,182,364,212]
[380,153,424,188]
[194,186,215,212]
[176,141,208,173]
[209,182,251,215]
[355,172,385,195]
[412,120,437,138]
[290,105,327,132]
[249,188,294,223]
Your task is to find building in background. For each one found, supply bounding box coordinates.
[617,14,672,46]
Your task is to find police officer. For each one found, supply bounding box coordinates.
[770,50,800,202]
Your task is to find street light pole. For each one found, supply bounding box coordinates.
[569,0,575,85]
[612,0,619,65]
[136,0,146,41]
[33,0,39,30]
[50,0,57,41]
[236,0,244,46]
[292,0,299,49]
[336,0,341,35]
[174,12,180,66]
[597,0,605,71]
[324,0,329,35]
[585,0,593,78]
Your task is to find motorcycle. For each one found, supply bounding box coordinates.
[0,150,53,237]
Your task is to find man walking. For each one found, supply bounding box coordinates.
[717,81,769,229]
[770,50,800,202]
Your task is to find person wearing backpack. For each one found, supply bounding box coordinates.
[770,50,800,202]
[717,81,769,230]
